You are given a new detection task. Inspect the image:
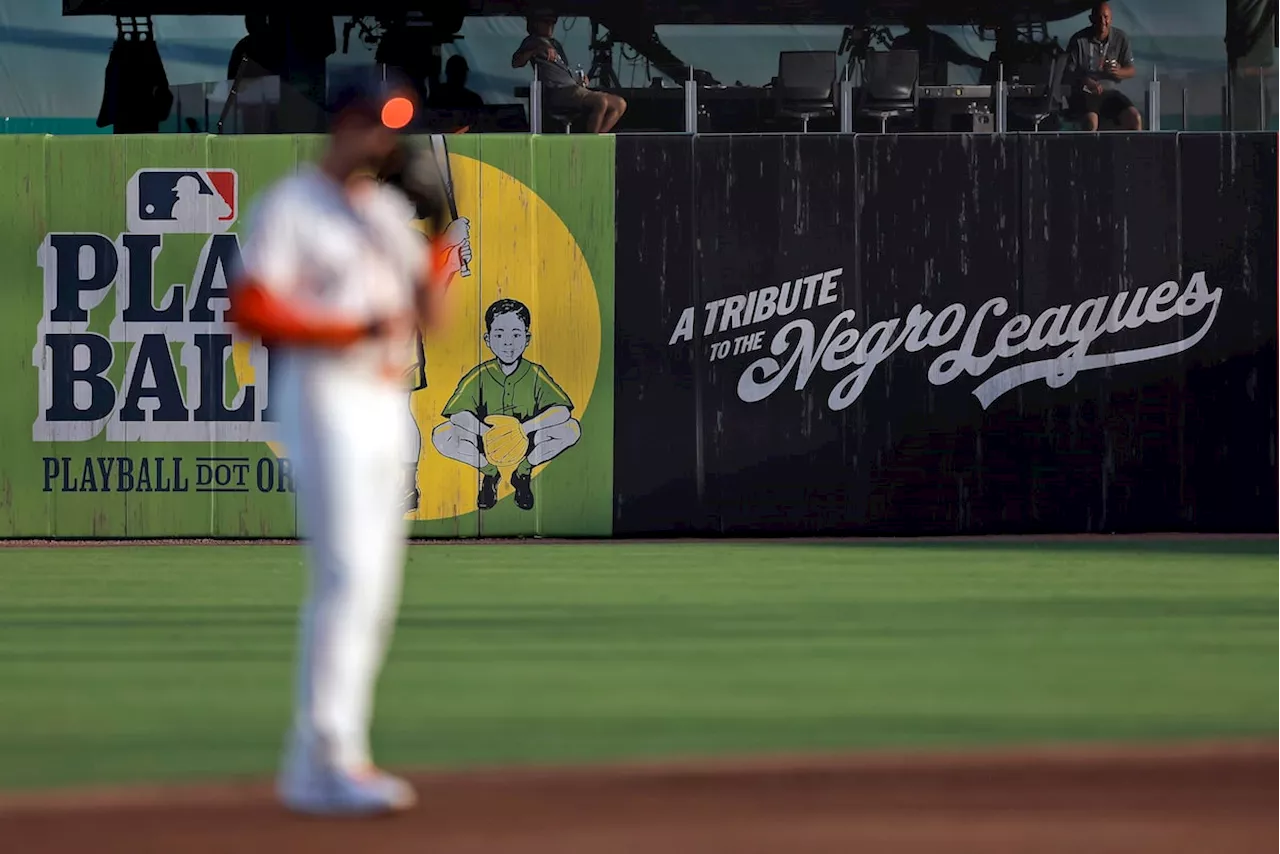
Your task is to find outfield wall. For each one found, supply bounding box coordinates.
[3,134,614,538]
[613,133,1279,535]
[1,132,1274,538]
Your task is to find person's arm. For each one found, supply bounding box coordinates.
[1108,35,1137,80]
[410,228,465,332]
[522,369,574,434]
[229,284,384,346]
[441,367,486,432]
[412,244,454,332]
[512,36,549,69]
[940,34,987,69]
[1063,38,1100,93]
[228,194,383,347]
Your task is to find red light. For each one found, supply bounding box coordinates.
[381,97,414,130]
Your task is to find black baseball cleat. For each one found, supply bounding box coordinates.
[511,469,534,510]
[477,471,501,510]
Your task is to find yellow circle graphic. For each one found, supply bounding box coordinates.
[233,154,601,522]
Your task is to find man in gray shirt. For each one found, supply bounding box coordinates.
[1064,2,1142,130]
[512,12,627,133]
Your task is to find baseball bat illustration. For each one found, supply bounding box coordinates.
[429,134,471,277]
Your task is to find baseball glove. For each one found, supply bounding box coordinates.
[483,415,529,467]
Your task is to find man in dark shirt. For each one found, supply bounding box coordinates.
[429,55,484,110]
[1064,2,1142,130]
[511,12,627,133]
[890,13,987,86]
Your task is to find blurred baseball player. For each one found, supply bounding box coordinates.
[228,72,465,815]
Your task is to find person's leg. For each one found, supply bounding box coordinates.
[508,419,582,512]
[1099,91,1141,131]
[1067,93,1099,131]
[402,334,427,514]
[286,373,411,775]
[1105,91,1142,130]
[599,95,627,133]
[277,362,330,773]
[339,381,412,769]
[527,418,582,467]
[432,421,502,509]
[431,421,484,467]
[582,91,609,133]
[402,398,420,513]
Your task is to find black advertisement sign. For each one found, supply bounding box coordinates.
[614,133,1278,535]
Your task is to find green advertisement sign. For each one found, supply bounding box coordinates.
[0,134,614,538]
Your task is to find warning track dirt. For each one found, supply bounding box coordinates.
[1,740,1273,854]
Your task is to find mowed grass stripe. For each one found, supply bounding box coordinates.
[0,541,1274,790]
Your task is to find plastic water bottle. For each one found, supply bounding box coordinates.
[575,64,587,86]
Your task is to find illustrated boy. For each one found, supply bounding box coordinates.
[432,298,581,510]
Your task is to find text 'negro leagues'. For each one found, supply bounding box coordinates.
[665,270,1223,413]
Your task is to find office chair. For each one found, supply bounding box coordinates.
[856,49,920,133]
[547,110,575,133]
[519,70,576,134]
[1013,52,1069,131]
[774,50,838,132]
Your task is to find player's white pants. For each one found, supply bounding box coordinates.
[276,355,412,773]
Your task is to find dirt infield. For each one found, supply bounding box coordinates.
[1,741,1273,853]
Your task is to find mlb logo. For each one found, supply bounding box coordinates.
[126,169,238,234]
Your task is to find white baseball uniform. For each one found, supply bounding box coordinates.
[236,165,427,775]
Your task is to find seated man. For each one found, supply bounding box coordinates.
[1064,2,1142,130]
[511,11,626,133]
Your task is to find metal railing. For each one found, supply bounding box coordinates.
[160,62,1272,137]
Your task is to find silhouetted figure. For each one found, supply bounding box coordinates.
[228,14,283,80]
[891,13,986,86]
[97,32,173,133]
[429,55,484,109]
[981,26,1051,84]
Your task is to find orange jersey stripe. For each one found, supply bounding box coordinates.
[430,240,454,283]
[228,279,370,348]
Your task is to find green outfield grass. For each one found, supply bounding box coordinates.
[0,540,1275,791]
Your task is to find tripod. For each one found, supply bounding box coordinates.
[588,20,621,88]
[838,24,893,84]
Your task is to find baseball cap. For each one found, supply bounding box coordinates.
[327,67,418,130]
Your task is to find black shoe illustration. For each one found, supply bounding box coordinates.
[477,471,501,510]
[511,469,534,510]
